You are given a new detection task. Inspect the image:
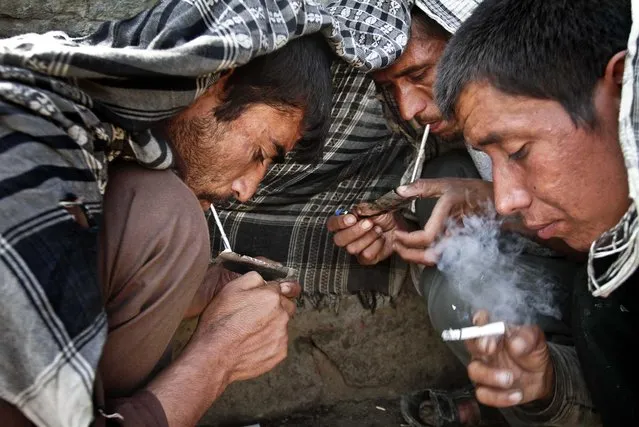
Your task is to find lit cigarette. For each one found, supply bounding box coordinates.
[441,321,506,341]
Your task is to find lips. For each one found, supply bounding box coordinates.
[416,115,442,129]
[424,120,444,133]
[525,221,560,240]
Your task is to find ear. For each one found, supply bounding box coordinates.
[205,69,234,99]
[604,50,627,88]
[182,70,235,118]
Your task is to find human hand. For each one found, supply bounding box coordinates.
[326,212,405,265]
[465,310,555,408]
[207,262,242,294]
[192,271,300,383]
[184,263,242,318]
[392,178,493,265]
[147,273,300,427]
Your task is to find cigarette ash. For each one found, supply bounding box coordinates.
[433,207,561,324]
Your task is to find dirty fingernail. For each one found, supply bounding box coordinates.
[344,215,356,226]
[508,390,523,404]
[511,336,527,354]
[478,337,489,353]
[472,312,481,325]
[279,282,292,294]
[497,371,512,387]
[361,220,373,230]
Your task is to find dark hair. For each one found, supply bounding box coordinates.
[435,0,631,127]
[214,34,334,163]
[411,7,450,42]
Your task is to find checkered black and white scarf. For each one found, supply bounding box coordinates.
[208,0,463,301]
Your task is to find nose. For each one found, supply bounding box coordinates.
[231,178,258,203]
[395,84,430,122]
[492,164,532,217]
[231,167,267,203]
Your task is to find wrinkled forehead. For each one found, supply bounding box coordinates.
[456,83,503,145]
[270,107,305,149]
[456,82,555,146]
[238,103,304,149]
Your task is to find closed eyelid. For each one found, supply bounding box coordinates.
[410,65,431,76]
[374,81,394,93]
[466,141,483,152]
[396,63,432,79]
[507,143,529,160]
[256,141,286,164]
[374,77,391,87]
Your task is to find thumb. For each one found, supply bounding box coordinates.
[235,271,267,290]
[277,280,301,298]
[472,310,491,326]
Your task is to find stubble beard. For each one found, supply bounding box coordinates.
[164,111,231,203]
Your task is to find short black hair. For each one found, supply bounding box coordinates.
[214,34,333,163]
[435,0,631,127]
[411,7,450,42]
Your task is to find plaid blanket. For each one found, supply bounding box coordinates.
[0,1,413,426]
[209,0,479,300]
[210,63,417,300]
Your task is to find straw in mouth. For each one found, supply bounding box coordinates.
[410,124,430,183]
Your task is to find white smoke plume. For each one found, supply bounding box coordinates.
[433,208,562,324]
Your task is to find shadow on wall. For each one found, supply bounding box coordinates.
[0,0,158,38]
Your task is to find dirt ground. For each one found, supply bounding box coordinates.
[211,397,509,427]
[260,398,407,427]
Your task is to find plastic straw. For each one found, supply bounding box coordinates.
[209,205,232,252]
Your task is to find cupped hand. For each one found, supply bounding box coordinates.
[184,263,242,318]
[393,178,493,265]
[192,271,298,383]
[326,211,406,265]
[465,310,555,408]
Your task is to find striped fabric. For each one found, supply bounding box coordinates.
[414,0,481,33]
[209,0,475,299]
[209,62,423,299]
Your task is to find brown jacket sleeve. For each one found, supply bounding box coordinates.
[93,374,168,427]
[505,343,602,426]
[99,390,168,427]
